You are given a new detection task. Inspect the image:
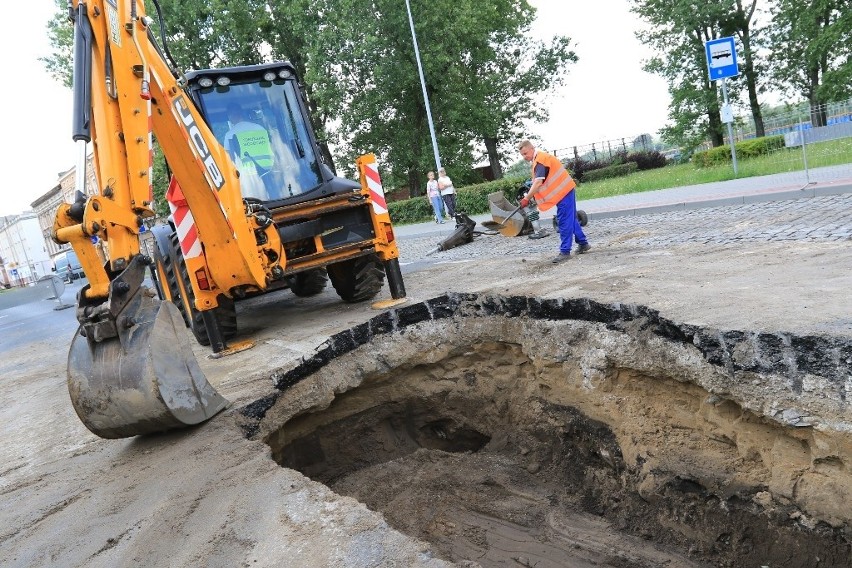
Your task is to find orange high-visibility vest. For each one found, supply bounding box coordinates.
[530,150,576,211]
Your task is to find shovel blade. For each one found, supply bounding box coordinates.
[488,192,527,237]
[68,298,229,439]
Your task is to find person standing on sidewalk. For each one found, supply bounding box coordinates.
[438,167,457,219]
[425,171,446,223]
[517,139,590,263]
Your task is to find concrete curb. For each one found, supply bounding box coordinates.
[585,182,852,221]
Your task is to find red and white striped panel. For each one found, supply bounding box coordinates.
[170,202,202,259]
[363,161,388,215]
[146,101,154,203]
[166,179,203,260]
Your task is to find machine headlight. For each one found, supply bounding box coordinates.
[278,69,293,79]
[198,77,213,88]
[263,71,277,82]
[216,76,231,87]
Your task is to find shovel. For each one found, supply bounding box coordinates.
[497,204,523,227]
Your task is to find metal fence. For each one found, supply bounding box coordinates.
[726,98,852,187]
[552,134,662,164]
[739,98,852,140]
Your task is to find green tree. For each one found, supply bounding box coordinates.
[264,0,339,170]
[631,0,768,150]
[45,0,574,199]
[154,0,219,69]
[421,2,576,180]
[306,0,575,195]
[767,0,852,126]
[719,0,767,137]
[41,0,73,87]
[633,0,725,149]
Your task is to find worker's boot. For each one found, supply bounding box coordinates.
[528,217,548,239]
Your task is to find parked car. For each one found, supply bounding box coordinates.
[54,251,85,282]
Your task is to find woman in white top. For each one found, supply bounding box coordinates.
[437,167,456,218]
[425,171,446,223]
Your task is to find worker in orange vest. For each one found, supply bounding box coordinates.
[518,139,591,264]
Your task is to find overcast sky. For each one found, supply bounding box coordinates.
[1,0,77,217]
[0,0,671,217]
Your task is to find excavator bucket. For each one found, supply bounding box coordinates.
[67,259,228,439]
[488,191,530,237]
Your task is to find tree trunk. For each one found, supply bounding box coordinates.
[739,23,765,137]
[707,83,724,147]
[483,136,503,180]
[807,66,826,127]
[708,109,724,146]
[408,169,421,199]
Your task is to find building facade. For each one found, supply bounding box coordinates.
[0,155,100,287]
[30,155,101,270]
[0,213,54,286]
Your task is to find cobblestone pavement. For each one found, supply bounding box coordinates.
[397,193,852,265]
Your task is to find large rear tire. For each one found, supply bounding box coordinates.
[172,233,237,347]
[327,254,385,303]
[151,225,237,347]
[288,268,328,297]
[151,226,184,313]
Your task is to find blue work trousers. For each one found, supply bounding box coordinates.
[556,190,588,255]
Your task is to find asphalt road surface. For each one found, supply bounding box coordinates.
[0,279,80,352]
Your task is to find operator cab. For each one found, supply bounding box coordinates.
[185,62,359,208]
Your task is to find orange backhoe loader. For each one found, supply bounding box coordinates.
[53,0,406,439]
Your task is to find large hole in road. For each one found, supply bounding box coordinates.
[251,295,852,568]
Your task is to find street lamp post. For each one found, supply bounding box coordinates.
[404,0,442,172]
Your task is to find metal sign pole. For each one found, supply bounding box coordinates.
[720,78,738,176]
[706,37,740,177]
[799,118,810,183]
[405,0,442,173]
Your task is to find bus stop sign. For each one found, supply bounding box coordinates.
[705,37,738,81]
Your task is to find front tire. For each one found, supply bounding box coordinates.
[327,254,385,303]
[288,268,328,297]
[151,225,237,347]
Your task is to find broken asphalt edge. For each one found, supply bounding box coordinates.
[238,293,851,439]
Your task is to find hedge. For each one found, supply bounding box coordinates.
[692,135,785,167]
[388,175,528,225]
[736,135,786,159]
[624,150,668,170]
[565,150,666,182]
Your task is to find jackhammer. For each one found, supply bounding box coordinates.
[426,213,478,255]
